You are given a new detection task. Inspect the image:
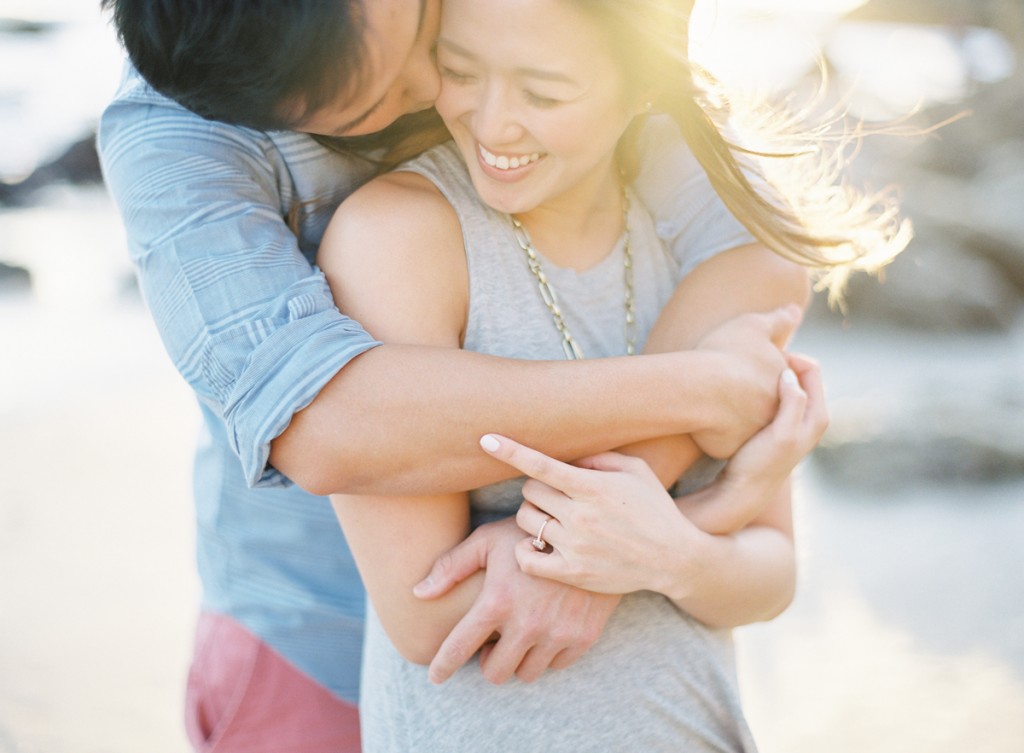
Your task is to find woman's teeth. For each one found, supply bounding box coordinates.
[479,145,542,170]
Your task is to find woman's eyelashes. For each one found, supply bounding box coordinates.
[523,90,561,108]
[436,52,569,111]
[439,60,565,109]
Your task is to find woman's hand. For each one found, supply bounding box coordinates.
[683,352,828,534]
[478,353,827,596]
[479,435,701,596]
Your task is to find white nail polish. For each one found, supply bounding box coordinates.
[782,369,798,386]
[480,434,501,452]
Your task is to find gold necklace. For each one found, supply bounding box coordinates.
[509,189,636,360]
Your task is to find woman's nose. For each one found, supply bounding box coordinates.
[471,85,521,146]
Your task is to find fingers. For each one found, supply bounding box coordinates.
[515,537,580,588]
[516,501,560,548]
[520,477,573,523]
[547,644,589,672]
[786,353,829,439]
[761,354,828,456]
[413,526,489,600]
[428,606,499,684]
[787,352,821,394]
[478,611,592,684]
[475,632,533,685]
[512,629,595,682]
[480,434,583,491]
[507,643,563,684]
[776,366,808,421]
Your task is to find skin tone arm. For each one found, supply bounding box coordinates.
[323,173,619,681]
[270,176,801,498]
[615,241,810,493]
[413,244,811,664]
[506,352,828,627]
[319,172,806,683]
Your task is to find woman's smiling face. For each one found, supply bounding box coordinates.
[434,0,640,216]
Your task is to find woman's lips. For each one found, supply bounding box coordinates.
[476,143,545,182]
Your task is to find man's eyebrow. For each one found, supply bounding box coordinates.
[438,39,577,85]
[332,0,428,135]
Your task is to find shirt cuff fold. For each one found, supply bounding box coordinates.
[223,313,381,488]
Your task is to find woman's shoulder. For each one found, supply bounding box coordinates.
[342,168,457,231]
[317,165,470,346]
[321,168,462,264]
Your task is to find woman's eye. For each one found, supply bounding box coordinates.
[524,90,560,108]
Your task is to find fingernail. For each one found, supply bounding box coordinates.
[781,369,799,386]
[479,434,500,452]
[412,577,433,597]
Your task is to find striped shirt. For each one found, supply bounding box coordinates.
[97,65,752,703]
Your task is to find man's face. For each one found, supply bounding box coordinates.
[293,0,442,137]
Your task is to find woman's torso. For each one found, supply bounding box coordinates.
[359,141,755,753]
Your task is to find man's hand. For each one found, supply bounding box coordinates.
[691,304,801,458]
[413,517,620,685]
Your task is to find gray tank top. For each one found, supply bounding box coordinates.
[358,142,757,753]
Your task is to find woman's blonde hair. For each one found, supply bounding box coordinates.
[585,0,912,304]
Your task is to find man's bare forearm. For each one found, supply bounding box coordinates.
[270,344,741,496]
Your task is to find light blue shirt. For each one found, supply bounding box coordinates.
[99,67,380,702]
[97,66,752,704]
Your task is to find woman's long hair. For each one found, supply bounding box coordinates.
[585,0,912,304]
[320,0,913,303]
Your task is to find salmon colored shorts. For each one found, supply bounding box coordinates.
[185,612,361,753]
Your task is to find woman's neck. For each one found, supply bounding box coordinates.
[512,163,625,272]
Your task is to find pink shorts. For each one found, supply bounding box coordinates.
[185,612,361,753]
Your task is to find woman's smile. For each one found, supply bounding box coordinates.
[476,143,546,182]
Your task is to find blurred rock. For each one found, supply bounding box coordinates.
[0,132,101,207]
[831,232,1021,332]
[0,261,30,292]
[965,140,1024,288]
[0,19,53,34]
[813,378,1024,489]
[830,67,1024,331]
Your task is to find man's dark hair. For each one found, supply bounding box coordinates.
[100,0,368,131]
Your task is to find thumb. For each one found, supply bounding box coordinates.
[413,528,488,599]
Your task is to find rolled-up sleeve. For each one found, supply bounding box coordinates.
[98,86,380,488]
[633,115,755,281]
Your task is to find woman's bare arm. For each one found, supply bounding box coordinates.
[616,242,810,489]
[321,173,622,677]
[270,213,802,497]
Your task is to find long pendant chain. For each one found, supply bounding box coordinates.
[509,189,636,360]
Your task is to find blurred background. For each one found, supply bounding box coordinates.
[1,0,1022,751]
